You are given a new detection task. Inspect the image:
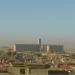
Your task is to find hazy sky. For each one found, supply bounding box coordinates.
[0,0,75,48]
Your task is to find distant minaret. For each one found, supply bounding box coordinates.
[39,38,42,52]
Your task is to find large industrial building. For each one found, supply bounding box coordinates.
[13,44,40,52]
[12,38,64,53]
[42,44,64,53]
[49,45,64,53]
[13,39,42,53]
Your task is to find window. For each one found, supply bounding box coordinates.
[20,69,25,74]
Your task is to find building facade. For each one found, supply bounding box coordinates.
[48,45,64,53]
[13,44,40,52]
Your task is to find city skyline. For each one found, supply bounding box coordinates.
[0,0,75,48]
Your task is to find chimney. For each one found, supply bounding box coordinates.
[39,38,41,52]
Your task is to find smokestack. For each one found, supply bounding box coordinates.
[39,38,41,52]
[39,38,41,46]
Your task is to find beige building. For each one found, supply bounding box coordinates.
[8,63,50,75]
[8,62,71,75]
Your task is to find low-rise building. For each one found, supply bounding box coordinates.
[8,63,50,75]
[8,63,71,75]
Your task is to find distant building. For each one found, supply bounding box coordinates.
[0,47,9,53]
[13,44,40,52]
[8,63,50,75]
[8,63,70,75]
[64,48,75,53]
[12,38,42,53]
[48,45,64,53]
[43,44,49,53]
